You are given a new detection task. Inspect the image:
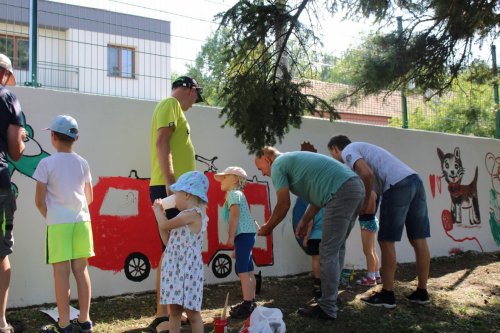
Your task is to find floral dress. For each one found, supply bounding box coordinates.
[160,206,208,311]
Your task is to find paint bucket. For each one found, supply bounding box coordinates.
[213,316,228,333]
[161,195,176,210]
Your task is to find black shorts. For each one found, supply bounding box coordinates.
[149,185,180,250]
[0,188,16,256]
[306,239,321,256]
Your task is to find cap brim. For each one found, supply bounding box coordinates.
[6,73,16,86]
[195,91,204,103]
[213,173,226,181]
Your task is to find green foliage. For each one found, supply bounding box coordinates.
[217,0,339,153]
[215,0,498,152]
[389,63,497,137]
[186,29,232,107]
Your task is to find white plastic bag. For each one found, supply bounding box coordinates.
[240,306,286,333]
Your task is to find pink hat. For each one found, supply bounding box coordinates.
[214,166,248,182]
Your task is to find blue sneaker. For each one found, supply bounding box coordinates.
[71,319,93,333]
[40,322,74,333]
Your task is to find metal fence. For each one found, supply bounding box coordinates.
[0,0,498,139]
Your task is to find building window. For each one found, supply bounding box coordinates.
[0,35,29,70]
[108,45,135,78]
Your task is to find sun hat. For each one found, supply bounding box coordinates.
[0,54,16,86]
[170,171,209,202]
[214,166,248,181]
[44,114,79,139]
[172,76,204,103]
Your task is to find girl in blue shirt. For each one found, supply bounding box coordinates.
[214,166,258,319]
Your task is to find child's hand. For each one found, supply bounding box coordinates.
[152,199,163,211]
[226,238,234,248]
[152,199,166,221]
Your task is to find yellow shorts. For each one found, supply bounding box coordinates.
[45,221,94,264]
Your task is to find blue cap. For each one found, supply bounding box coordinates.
[170,171,209,203]
[45,115,79,139]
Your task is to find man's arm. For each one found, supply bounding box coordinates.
[156,126,175,195]
[353,158,373,213]
[258,187,291,236]
[7,124,25,161]
[295,204,320,238]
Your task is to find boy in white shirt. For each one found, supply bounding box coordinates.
[34,115,94,333]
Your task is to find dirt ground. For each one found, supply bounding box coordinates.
[6,250,500,332]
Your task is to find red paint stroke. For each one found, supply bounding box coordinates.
[441,210,484,252]
[429,174,436,198]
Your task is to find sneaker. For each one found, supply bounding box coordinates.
[376,276,382,284]
[356,276,377,286]
[406,288,430,305]
[71,319,93,333]
[230,301,255,319]
[40,323,74,333]
[361,290,396,309]
[297,304,336,321]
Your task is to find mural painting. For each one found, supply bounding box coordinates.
[88,155,274,282]
[432,147,483,252]
[7,112,50,195]
[485,152,500,246]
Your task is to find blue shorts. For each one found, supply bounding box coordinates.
[234,233,255,274]
[0,188,16,256]
[379,174,430,242]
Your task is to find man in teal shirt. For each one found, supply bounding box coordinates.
[255,147,364,321]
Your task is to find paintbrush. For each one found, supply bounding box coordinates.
[221,292,229,320]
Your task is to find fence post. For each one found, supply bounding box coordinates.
[25,0,40,87]
[492,44,499,139]
[397,16,408,129]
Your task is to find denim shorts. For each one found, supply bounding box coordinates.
[379,174,430,242]
[234,233,255,274]
[0,188,16,256]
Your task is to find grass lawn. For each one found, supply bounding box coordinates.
[6,250,500,332]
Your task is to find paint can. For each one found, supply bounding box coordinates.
[213,316,228,333]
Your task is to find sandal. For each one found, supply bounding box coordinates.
[147,316,169,333]
[0,324,14,333]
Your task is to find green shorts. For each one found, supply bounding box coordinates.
[45,221,94,264]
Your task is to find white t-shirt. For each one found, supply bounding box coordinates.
[342,142,416,195]
[33,152,92,225]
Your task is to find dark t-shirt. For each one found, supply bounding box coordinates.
[0,86,23,189]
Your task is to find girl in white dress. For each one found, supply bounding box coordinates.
[152,171,209,333]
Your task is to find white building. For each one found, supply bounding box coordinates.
[0,0,171,100]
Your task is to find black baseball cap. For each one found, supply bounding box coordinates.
[172,76,204,103]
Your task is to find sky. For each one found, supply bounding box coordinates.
[49,0,369,74]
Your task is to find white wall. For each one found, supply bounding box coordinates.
[6,87,500,307]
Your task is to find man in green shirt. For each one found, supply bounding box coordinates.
[149,76,203,332]
[255,146,364,321]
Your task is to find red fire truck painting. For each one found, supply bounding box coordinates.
[88,159,274,282]
[88,171,161,282]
